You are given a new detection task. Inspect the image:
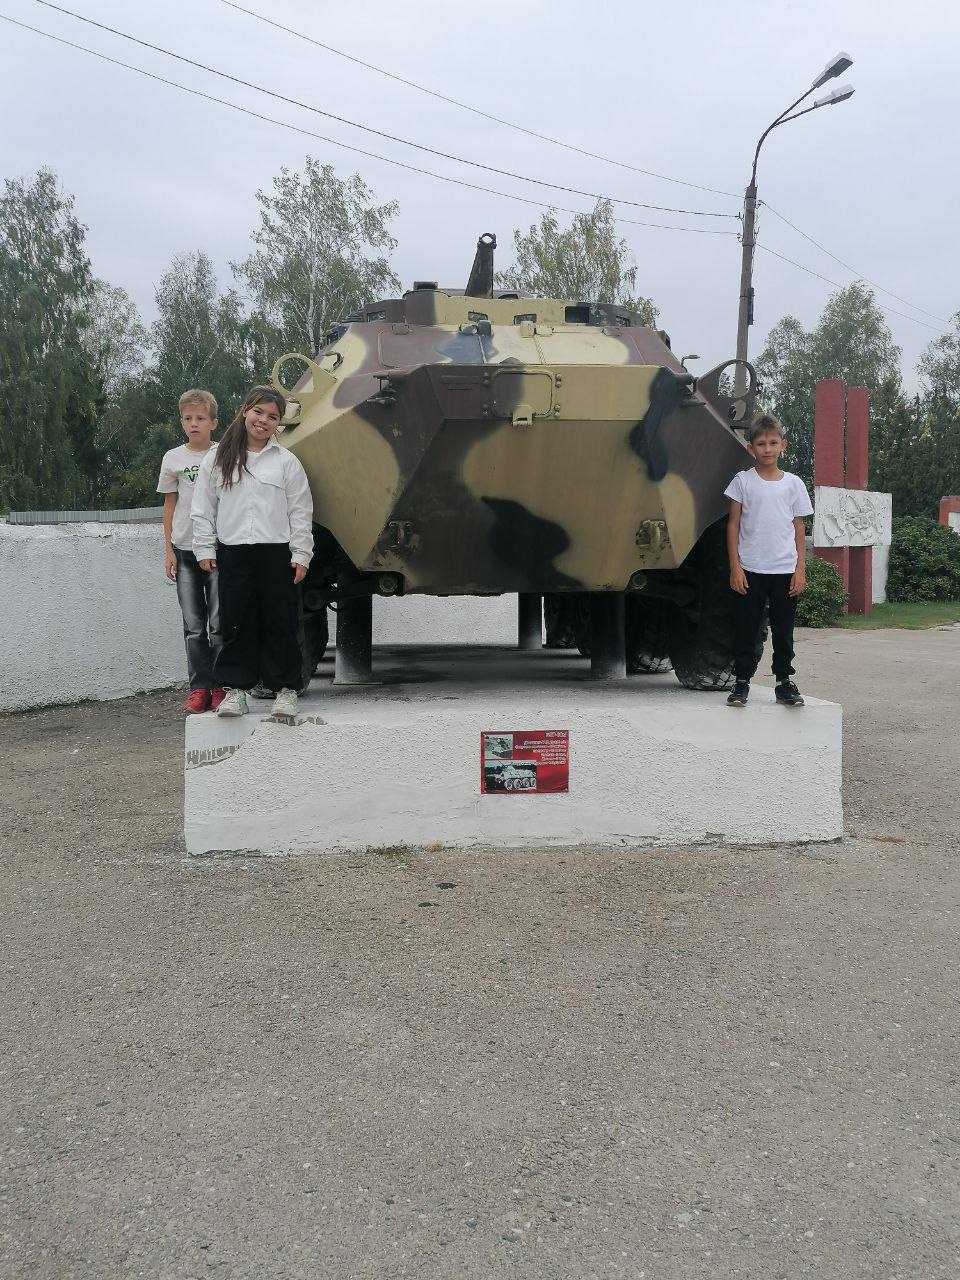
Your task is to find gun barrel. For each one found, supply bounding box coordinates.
[465,232,497,298]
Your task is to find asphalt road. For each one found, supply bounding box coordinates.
[1,627,958,1279]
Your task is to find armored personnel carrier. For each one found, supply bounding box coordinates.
[272,234,758,689]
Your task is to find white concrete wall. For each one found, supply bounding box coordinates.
[0,522,185,712]
[0,522,521,712]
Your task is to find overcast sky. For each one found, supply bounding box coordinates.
[2,0,956,389]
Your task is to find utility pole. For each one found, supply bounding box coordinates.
[733,53,855,403]
[733,181,758,401]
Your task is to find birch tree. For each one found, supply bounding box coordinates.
[496,201,658,325]
[234,157,400,360]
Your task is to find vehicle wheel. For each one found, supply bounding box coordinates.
[625,595,674,674]
[298,583,329,686]
[667,518,740,691]
[544,593,587,650]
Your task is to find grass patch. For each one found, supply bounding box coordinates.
[368,844,412,867]
[838,601,960,630]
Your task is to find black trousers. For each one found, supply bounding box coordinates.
[174,547,221,689]
[734,571,798,683]
[212,543,302,692]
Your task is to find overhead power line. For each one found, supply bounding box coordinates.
[216,0,948,331]
[5,12,944,336]
[29,0,737,222]
[0,13,738,242]
[755,244,941,331]
[219,0,741,202]
[761,201,948,325]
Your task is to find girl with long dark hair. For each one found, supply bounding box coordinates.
[191,386,313,723]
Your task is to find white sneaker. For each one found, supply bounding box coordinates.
[216,687,248,718]
[268,687,299,724]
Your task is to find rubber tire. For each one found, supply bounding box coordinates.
[625,595,674,674]
[298,596,329,688]
[544,593,590,651]
[667,518,740,691]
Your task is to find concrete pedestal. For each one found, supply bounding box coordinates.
[184,646,842,856]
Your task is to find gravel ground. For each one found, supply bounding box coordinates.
[1,627,958,1279]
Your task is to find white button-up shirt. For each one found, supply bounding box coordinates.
[191,438,314,567]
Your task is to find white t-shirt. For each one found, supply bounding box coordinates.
[156,443,215,551]
[723,468,813,574]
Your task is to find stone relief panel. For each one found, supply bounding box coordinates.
[813,486,892,548]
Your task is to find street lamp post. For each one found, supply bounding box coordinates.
[733,53,855,403]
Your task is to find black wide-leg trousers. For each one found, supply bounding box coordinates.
[212,543,302,692]
[734,571,798,683]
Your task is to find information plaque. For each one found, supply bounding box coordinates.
[480,730,569,795]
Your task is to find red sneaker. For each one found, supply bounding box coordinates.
[184,688,212,714]
[209,687,227,712]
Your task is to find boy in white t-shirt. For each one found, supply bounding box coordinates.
[724,414,813,708]
[156,389,224,714]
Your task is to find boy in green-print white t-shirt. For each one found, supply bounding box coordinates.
[156,389,223,715]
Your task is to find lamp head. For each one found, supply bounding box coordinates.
[812,51,853,89]
[814,83,855,107]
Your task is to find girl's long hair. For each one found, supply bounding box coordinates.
[214,386,287,489]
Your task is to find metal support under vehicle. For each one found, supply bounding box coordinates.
[517,593,543,650]
[334,595,373,685]
[589,593,626,681]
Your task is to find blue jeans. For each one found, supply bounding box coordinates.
[174,547,221,690]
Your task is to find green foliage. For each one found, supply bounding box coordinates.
[756,282,901,491]
[496,200,658,325]
[82,279,147,395]
[869,387,960,522]
[874,311,960,519]
[233,157,400,361]
[796,554,847,628]
[99,251,255,507]
[1,160,403,510]
[758,292,960,520]
[919,310,960,403]
[0,169,104,511]
[886,515,960,602]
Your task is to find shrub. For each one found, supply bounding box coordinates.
[887,516,960,602]
[796,555,847,627]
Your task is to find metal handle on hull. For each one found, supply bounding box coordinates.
[270,351,338,427]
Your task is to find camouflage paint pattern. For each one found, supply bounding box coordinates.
[273,285,752,595]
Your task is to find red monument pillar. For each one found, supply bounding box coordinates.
[845,387,872,614]
[812,379,874,614]
[813,379,849,589]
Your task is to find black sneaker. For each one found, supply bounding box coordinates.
[726,681,750,706]
[775,681,805,707]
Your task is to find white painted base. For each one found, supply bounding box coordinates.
[184,647,842,855]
